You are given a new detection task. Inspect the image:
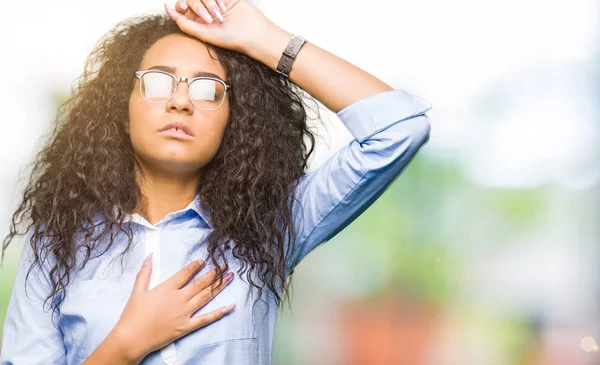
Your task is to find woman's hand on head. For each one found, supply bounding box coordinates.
[111,255,236,362]
[164,0,273,54]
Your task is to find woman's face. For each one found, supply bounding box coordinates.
[128,33,230,175]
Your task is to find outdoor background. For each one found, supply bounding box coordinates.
[1,0,599,364]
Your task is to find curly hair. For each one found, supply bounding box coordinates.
[1,13,319,317]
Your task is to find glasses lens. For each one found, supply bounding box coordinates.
[140,72,175,103]
[189,79,225,110]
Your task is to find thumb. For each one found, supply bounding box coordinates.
[133,253,153,294]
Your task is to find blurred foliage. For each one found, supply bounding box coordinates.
[344,155,467,304]
[0,258,18,335]
[342,152,550,305]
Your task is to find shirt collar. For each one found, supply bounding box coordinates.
[184,192,214,229]
[106,192,213,229]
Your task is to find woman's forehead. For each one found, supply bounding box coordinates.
[141,34,225,79]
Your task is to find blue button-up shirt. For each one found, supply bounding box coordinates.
[0,88,431,365]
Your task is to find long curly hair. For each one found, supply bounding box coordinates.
[1,13,319,316]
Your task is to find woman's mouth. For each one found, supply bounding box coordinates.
[159,127,195,140]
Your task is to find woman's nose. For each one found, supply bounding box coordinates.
[167,81,193,113]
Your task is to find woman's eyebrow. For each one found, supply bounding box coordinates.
[148,65,224,80]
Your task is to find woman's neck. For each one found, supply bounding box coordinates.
[133,163,201,225]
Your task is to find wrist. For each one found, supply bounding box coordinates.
[242,23,294,71]
[108,324,145,364]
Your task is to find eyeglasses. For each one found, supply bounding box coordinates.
[134,69,232,111]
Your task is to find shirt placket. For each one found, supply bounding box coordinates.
[145,226,178,365]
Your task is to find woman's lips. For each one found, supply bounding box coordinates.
[159,128,195,140]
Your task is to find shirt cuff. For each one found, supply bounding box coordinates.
[336,89,432,143]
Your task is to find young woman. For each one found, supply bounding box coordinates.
[0,0,432,364]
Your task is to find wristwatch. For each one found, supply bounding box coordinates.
[275,35,308,79]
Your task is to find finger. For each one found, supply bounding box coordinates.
[194,0,224,23]
[175,0,188,12]
[176,2,203,23]
[187,303,236,332]
[165,3,215,39]
[165,2,202,24]
[186,0,216,24]
[187,271,234,309]
[165,3,184,21]
[216,0,227,13]
[206,0,225,23]
[133,253,153,294]
[181,264,229,299]
[164,259,206,289]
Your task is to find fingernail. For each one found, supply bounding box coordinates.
[164,3,178,20]
[224,272,234,282]
[197,6,214,23]
[221,303,236,313]
[143,253,153,267]
[178,1,188,10]
[197,259,205,267]
[217,0,227,13]
[211,7,224,23]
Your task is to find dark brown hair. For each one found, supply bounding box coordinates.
[2,13,320,316]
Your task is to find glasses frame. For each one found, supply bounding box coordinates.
[134,69,232,111]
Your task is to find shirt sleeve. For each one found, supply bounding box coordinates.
[284,88,432,272]
[0,229,66,365]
